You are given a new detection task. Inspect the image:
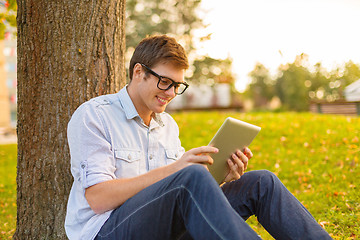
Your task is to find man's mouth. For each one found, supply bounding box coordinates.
[157,96,169,105]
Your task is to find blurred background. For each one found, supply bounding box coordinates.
[1,0,360,136]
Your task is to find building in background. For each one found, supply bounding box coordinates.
[167,83,241,111]
[0,31,17,128]
[0,39,10,127]
[344,79,360,102]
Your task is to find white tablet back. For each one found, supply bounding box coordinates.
[208,117,261,184]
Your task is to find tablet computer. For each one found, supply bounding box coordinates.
[208,117,261,184]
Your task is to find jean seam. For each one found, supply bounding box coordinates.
[98,185,225,239]
[180,185,226,240]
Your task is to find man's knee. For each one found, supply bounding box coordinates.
[244,170,280,190]
[176,164,214,184]
[178,164,211,177]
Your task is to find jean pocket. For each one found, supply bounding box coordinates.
[114,149,142,178]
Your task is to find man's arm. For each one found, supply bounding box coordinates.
[85,146,218,214]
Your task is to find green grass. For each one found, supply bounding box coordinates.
[173,111,359,239]
[0,144,17,239]
[0,112,359,239]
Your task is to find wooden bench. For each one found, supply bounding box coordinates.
[310,100,360,116]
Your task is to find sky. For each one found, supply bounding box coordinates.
[195,0,360,92]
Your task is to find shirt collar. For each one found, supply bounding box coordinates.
[117,86,165,128]
[118,86,139,120]
[151,112,165,128]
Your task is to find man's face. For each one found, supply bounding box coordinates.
[136,62,185,115]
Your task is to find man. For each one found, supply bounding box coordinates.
[65,35,332,239]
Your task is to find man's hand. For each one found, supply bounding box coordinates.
[173,146,219,171]
[223,147,253,183]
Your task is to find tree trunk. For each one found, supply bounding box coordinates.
[15,1,126,239]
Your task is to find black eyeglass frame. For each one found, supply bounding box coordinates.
[140,63,189,95]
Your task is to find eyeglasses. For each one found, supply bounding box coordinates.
[140,63,189,95]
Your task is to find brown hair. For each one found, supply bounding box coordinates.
[129,35,189,81]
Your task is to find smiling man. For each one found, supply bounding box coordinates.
[65,35,332,240]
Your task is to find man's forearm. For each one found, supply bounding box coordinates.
[85,163,180,214]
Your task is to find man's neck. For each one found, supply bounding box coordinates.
[126,85,152,126]
[141,114,152,126]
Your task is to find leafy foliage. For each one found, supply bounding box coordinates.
[190,56,235,85]
[245,53,360,111]
[247,63,275,108]
[275,54,313,111]
[0,0,16,39]
[126,0,204,54]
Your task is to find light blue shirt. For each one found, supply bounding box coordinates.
[65,86,185,240]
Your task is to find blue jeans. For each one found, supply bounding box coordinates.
[95,165,331,240]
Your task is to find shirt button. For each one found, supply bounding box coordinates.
[175,154,178,158]
[128,154,132,160]
[81,164,86,169]
[149,154,153,160]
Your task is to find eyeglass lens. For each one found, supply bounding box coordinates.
[157,78,187,94]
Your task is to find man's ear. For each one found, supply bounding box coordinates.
[132,63,144,81]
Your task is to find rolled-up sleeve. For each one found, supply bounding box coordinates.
[67,102,116,190]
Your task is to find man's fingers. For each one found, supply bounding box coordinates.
[190,146,219,155]
[243,147,253,159]
[231,153,244,176]
[235,150,248,170]
[192,154,214,165]
[184,146,218,165]
[235,150,249,171]
[227,159,241,180]
[182,148,215,165]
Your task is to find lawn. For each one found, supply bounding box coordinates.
[0,112,359,239]
[0,144,17,238]
[173,111,359,239]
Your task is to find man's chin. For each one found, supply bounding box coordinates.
[154,105,167,113]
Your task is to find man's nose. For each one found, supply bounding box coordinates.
[164,85,177,97]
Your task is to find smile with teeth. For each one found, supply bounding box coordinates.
[157,96,168,105]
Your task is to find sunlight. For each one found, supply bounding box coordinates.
[196,0,360,92]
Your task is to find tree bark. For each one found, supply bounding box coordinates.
[15,0,126,239]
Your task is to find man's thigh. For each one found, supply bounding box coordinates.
[95,169,192,239]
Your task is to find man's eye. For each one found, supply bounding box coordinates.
[160,78,172,85]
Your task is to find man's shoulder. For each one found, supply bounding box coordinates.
[74,93,120,112]
[70,92,121,120]
[89,93,119,107]
[159,111,172,120]
[160,112,178,126]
